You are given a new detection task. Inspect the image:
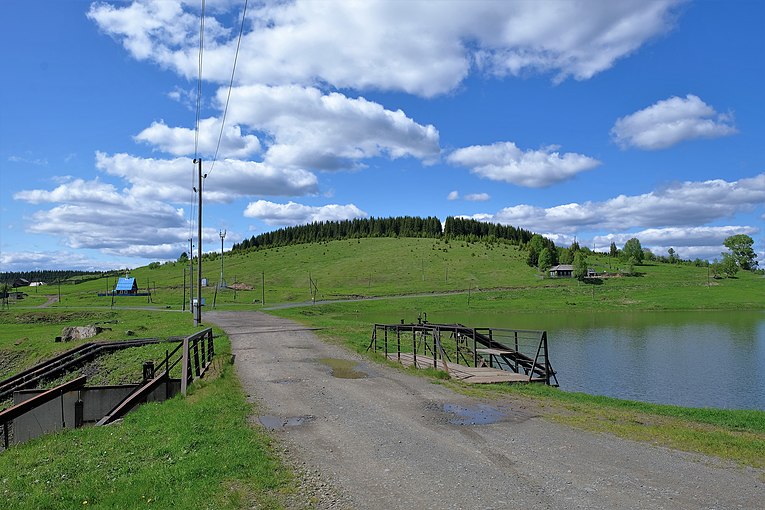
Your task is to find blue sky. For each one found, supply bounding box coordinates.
[1,0,763,272]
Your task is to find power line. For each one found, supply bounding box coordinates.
[207,0,249,177]
[190,0,206,244]
[194,0,206,161]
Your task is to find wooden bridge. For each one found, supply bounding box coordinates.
[368,321,557,386]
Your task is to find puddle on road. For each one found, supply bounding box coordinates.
[319,357,368,379]
[443,403,506,425]
[258,415,314,430]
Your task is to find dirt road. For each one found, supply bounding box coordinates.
[207,311,763,509]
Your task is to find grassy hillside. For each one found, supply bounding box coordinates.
[9,237,761,312]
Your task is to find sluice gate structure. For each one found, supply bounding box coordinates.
[369,322,557,386]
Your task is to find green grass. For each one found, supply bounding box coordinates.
[5,237,761,313]
[0,361,296,509]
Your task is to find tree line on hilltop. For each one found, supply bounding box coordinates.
[1,269,115,287]
[231,216,537,252]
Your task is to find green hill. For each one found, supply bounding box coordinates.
[10,236,763,312]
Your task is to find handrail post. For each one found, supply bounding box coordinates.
[529,333,545,382]
[412,328,417,367]
[433,328,438,369]
[181,336,190,396]
[396,327,401,361]
[542,331,550,385]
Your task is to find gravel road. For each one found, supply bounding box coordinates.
[207,311,764,509]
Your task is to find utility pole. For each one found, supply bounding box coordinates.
[182,266,186,311]
[189,238,194,315]
[219,229,226,289]
[194,158,204,326]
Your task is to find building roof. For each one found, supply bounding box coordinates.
[550,265,574,271]
[115,277,136,291]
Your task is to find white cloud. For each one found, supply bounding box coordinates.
[88,0,682,96]
[465,193,490,202]
[14,178,121,205]
[13,175,226,260]
[447,142,600,188]
[243,200,367,226]
[612,94,737,150]
[8,155,48,166]
[447,191,459,201]
[135,118,260,158]
[0,251,133,272]
[470,173,765,234]
[223,85,440,170]
[593,226,760,261]
[94,152,318,202]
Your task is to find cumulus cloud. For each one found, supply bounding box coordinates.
[447,142,600,188]
[612,94,737,150]
[14,178,192,258]
[447,191,459,201]
[135,118,261,158]
[593,226,760,260]
[0,251,133,272]
[465,193,490,202]
[94,152,318,202]
[223,85,440,170]
[243,200,367,226]
[88,0,682,96]
[468,173,765,234]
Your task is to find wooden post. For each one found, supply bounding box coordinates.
[181,336,190,396]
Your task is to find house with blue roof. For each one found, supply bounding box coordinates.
[114,276,138,295]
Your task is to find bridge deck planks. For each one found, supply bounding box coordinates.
[387,353,540,384]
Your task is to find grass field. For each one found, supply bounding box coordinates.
[5,237,763,312]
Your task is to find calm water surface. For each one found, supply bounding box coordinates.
[378,309,765,410]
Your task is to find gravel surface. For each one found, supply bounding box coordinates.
[207,311,764,509]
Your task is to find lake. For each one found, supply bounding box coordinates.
[408,309,765,410]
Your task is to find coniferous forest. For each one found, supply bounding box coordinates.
[231,216,537,252]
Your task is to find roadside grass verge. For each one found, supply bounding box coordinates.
[270,302,765,470]
[0,357,296,510]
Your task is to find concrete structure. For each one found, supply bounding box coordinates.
[10,381,181,445]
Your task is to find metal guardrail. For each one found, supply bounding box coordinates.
[97,328,214,425]
[369,322,557,386]
[0,330,216,448]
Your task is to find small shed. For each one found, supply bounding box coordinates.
[549,265,574,278]
[114,277,138,295]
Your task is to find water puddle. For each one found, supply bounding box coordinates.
[319,357,368,379]
[258,415,314,430]
[443,403,506,425]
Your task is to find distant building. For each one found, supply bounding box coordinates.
[114,277,138,295]
[549,265,597,278]
[549,265,574,278]
[12,278,30,288]
[29,281,46,287]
